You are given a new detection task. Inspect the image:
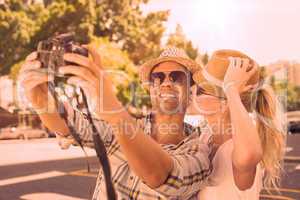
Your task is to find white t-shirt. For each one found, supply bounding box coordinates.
[198,136,263,200]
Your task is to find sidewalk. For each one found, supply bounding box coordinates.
[0,138,96,166]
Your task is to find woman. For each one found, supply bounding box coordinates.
[192,50,286,199]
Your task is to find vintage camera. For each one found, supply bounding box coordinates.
[37,33,88,82]
[37,33,89,110]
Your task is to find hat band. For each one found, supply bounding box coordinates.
[202,69,260,92]
[202,69,223,87]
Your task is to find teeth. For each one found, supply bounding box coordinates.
[160,94,176,98]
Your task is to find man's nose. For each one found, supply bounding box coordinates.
[160,74,172,87]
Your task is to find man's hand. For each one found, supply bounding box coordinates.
[19,52,69,135]
[18,52,55,112]
[60,45,125,123]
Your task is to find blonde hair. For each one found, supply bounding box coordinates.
[243,85,286,190]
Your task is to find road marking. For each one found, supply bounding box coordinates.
[264,188,300,194]
[0,171,66,186]
[260,194,295,200]
[285,156,300,162]
[69,169,98,178]
[20,192,87,200]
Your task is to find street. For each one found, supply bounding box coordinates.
[0,136,299,200]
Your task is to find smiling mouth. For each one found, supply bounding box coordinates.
[159,93,178,99]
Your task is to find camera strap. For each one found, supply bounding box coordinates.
[48,82,116,200]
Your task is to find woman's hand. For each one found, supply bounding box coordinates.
[223,57,258,94]
[59,45,125,123]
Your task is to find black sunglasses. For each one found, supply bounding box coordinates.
[196,86,227,100]
[150,70,189,85]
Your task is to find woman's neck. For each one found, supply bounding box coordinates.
[151,113,186,145]
[206,115,233,146]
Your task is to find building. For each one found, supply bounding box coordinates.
[265,61,300,86]
[288,63,300,86]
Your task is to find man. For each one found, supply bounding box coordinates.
[19,46,212,199]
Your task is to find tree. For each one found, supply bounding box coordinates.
[271,79,300,111]
[90,37,150,108]
[0,0,169,74]
[166,24,198,60]
[166,24,209,65]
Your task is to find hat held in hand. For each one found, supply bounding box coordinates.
[193,49,261,98]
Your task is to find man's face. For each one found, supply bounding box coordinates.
[149,61,190,114]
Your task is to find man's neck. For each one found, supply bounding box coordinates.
[151,113,186,145]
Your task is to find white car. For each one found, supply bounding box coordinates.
[0,127,48,140]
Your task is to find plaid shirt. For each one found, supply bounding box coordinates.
[57,109,212,200]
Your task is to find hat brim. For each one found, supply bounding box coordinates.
[139,57,201,90]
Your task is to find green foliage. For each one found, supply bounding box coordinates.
[271,79,300,111]
[0,0,169,74]
[91,38,150,107]
[0,0,166,107]
[200,52,209,65]
[166,24,198,60]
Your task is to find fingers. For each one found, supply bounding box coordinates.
[59,65,98,83]
[63,53,100,76]
[64,53,90,68]
[248,62,259,76]
[229,57,254,72]
[228,57,235,68]
[241,58,250,70]
[235,57,242,68]
[20,72,52,91]
[67,76,94,93]
[67,76,96,109]
[25,52,38,61]
[20,60,42,74]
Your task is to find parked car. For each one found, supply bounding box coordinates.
[0,126,48,140]
[287,111,300,134]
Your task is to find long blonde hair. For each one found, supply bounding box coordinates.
[243,84,286,190]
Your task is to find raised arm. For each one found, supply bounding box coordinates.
[223,57,263,190]
[60,45,211,194]
[18,52,114,150]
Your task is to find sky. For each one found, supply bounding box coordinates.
[141,0,300,65]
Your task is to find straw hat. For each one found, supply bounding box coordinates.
[193,49,261,97]
[139,46,202,90]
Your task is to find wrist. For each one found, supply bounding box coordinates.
[224,85,239,98]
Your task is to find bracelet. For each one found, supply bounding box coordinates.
[222,82,236,93]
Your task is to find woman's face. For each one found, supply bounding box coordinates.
[192,85,227,116]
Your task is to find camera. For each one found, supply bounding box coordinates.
[37,33,89,110]
[37,33,88,82]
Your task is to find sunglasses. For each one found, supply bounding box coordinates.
[150,70,188,85]
[196,86,227,100]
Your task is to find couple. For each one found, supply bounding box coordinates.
[19,46,285,199]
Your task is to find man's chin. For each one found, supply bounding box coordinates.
[158,101,181,114]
